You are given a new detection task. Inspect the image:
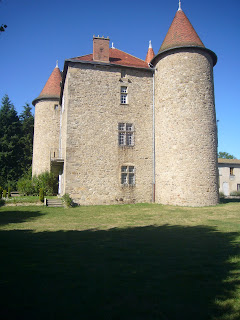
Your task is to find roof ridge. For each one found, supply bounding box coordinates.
[110,48,146,63]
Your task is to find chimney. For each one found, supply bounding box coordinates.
[93,36,110,63]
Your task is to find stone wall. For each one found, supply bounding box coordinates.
[219,164,240,196]
[61,63,153,205]
[154,49,219,206]
[32,99,61,176]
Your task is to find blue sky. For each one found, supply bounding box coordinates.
[0,0,239,158]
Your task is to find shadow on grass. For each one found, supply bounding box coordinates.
[0,225,239,320]
[220,197,240,204]
[0,210,44,226]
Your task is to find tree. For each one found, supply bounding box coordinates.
[0,95,22,188]
[0,24,7,32]
[218,152,236,159]
[19,103,34,173]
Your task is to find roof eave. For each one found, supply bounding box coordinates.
[151,45,217,67]
[32,95,60,106]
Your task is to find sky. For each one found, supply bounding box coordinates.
[0,0,239,158]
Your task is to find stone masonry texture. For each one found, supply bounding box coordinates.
[32,99,61,176]
[154,48,219,206]
[61,63,153,205]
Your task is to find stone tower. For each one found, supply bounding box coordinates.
[152,6,219,206]
[32,63,62,176]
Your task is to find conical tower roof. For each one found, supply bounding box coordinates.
[145,40,155,63]
[32,62,62,105]
[151,7,217,66]
[159,9,204,53]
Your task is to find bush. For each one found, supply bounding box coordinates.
[62,193,74,208]
[17,176,35,195]
[219,192,225,199]
[230,191,240,196]
[33,172,58,196]
[17,170,58,196]
[8,186,11,197]
[0,186,2,199]
[39,188,45,202]
[2,190,7,198]
[0,198,5,207]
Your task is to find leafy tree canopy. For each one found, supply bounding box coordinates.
[218,152,236,159]
[0,95,34,189]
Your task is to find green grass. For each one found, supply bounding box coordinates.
[0,202,240,320]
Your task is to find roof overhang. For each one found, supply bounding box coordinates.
[32,95,60,106]
[151,46,217,67]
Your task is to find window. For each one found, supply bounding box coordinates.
[121,166,135,186]
[230,167,234,175]
[54,104,58,110]
[237,184,240,191]
[120,86,128,104]
[118,123,134,146]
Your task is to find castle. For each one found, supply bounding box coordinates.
[32,4,219,207]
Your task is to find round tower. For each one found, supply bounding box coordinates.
[151,6,219,206]
[32,63,62,176]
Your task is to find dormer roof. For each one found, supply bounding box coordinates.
[32,64,62,106]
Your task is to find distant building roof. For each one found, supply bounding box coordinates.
[218,159,240,165]
[71,48,149,69]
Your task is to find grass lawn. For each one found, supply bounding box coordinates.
[0,201,239,320]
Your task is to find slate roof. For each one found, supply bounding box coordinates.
[71,48,149,69]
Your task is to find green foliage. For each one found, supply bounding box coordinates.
[39,188,44,202]
[0,24,7,32]
[218,151,236,159]
[219,192,225,199]
[17,170,58,196]
[62,193,74,207]
[0,96,34,189]
[17,167,35,195]
[2,189,7,198]
[0,198,5,206]
[32,172,58,196]
[0,186,2,199]
[0,95,22,189]
[7,186,11,197]
[230,191,240,196]
[19,104,34,173]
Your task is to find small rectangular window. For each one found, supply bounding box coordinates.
[118,123,134,146]
[237,184,240,191]
[230,167,234,175]
[121,166,135,186]
[120,86,128,104]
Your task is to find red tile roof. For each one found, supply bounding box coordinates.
[145,47,155,64]
[39,66,62,98]
[159,9,204,53]
[71,48,149,69]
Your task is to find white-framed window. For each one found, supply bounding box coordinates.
[118,123,134,146]
[120,86,128,104]
[121,166,135,186]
